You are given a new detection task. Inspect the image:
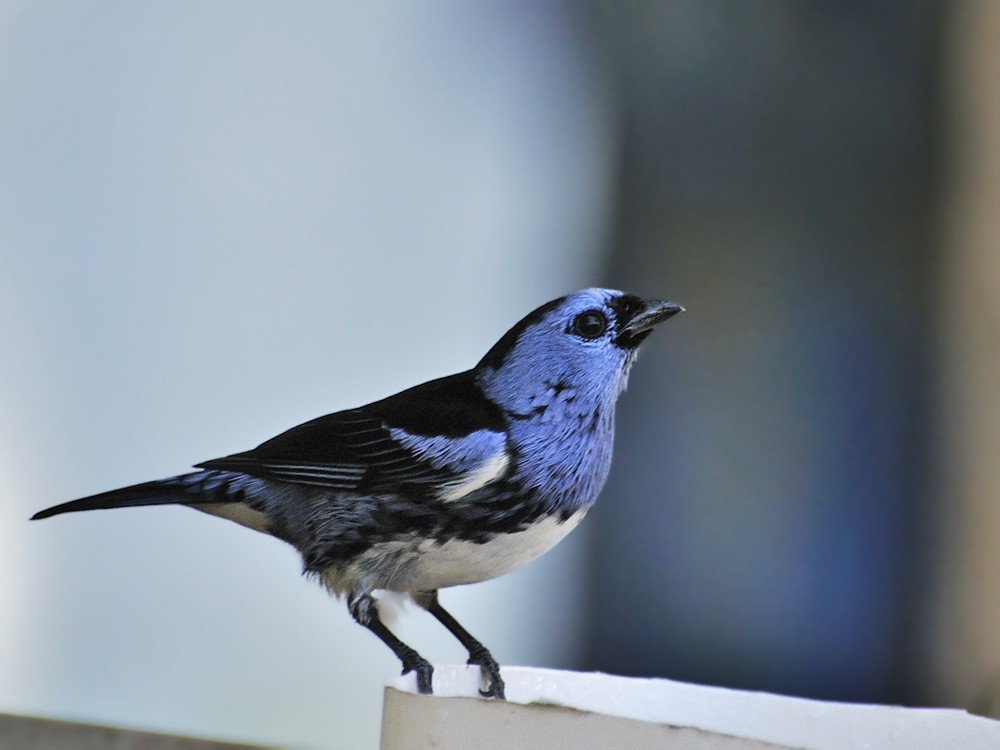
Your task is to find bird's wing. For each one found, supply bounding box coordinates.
[196,371,511,498]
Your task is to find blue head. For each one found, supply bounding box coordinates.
[475,288,683,417]
[475,288,683,512]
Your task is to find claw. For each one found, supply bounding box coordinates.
[478,679,505,700]
[414,663,434,695]
[401,659,434,695]
[467,646,505,700]
[423,593,506,699]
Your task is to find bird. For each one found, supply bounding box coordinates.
[32,288,682,699]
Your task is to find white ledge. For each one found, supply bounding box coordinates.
[382,665,1000,750]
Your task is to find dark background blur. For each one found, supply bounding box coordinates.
[584,2,944,705]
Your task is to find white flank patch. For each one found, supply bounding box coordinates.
[437,449,510,503]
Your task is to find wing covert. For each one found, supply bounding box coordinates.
[195,371,510,496]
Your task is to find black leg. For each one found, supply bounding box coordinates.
[348,593,434,694]
[418,591,505,699]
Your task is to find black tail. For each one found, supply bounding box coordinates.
[31,473,221,520]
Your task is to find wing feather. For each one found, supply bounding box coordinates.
[195,371,510,496]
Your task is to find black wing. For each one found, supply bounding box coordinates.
[196,370,508,493]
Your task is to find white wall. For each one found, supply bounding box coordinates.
[0,3,612,747]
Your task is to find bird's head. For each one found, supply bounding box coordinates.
[475,288,683,415]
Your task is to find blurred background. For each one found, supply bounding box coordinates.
[1,2,997,748]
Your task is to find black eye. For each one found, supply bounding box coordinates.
[571,310,608,340]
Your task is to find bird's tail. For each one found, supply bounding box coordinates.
[30,471,242,521]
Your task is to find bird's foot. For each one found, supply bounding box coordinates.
[400,653,434,694]
[467,645,505,699]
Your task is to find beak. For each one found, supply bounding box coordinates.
[617,299,684,348]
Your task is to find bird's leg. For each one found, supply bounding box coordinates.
[348,593,433,694]
[417,590,505,699]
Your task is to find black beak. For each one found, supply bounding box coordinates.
[617,298,684,348]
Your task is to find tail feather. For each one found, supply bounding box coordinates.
[31,472,228,521]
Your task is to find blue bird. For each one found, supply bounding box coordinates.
[32,288,682,698]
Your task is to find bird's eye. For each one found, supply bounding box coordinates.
[571,310,608,340]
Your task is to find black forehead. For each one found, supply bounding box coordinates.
[476,295,566,370]
[607,293,646,326]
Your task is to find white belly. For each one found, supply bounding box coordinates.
[324,510,587,595]
[403,511,586,591]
